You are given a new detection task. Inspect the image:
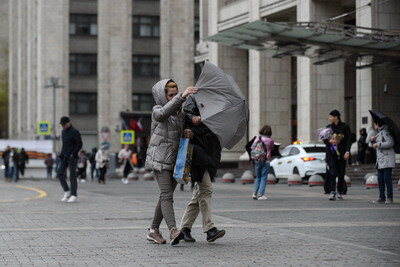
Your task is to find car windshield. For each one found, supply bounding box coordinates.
[303,147,325,153]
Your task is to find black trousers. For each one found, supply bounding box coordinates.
[327,157,347,194]
[123,162,132,178]
[19,164,26,176]
[99,167,107,182]
[57,157,78,196]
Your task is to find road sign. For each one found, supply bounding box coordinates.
[101,141,110,150]
[37,121,51,135]
[100,126,111,141]
[121,130,135,144]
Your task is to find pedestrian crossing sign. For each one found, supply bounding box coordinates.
[121,130,135,144]
[37,121,51,135]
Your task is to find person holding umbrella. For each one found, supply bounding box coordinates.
[369,110,399,204]
[180,62,248,243]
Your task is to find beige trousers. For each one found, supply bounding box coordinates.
[180,171,215,233]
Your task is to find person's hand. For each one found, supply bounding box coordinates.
[182,86,198,98]
[373,143,378,149]
[344,152,350,161]
[184,129,194,139]
[371,136,377,142]
[192,116,202,125]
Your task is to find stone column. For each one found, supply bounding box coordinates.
[98,0,132,153]
[297,0,345,142]
[160,0,194,90]
[357,0,400,132]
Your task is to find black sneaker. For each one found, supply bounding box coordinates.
[182,228,196,242]
[329,193,336,201]
[337,193,343,200]
[206,227,225,242]
[372,198,385,204]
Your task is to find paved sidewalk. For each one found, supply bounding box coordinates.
[0,178,399,266]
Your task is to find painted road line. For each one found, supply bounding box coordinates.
[0,185,47,203]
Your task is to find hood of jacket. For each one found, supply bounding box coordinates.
[378,124,389,132]
[152,79,175,107]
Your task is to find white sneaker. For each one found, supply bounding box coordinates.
[258,195,268,200]
[67,196,78,203]
[61,192,70,202]
[80,179,86,183]
[122,178,129,185]
[252,193,258,200]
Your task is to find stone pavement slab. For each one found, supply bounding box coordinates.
[0,178,399,266]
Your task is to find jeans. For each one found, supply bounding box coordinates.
[377,168,393,200]
[57,157,78,196]
[9,166,19,182]
[151,170,178,230]
[90,164,99,181]
[47,166,53,179]
[327,157,347,194]
[254,161,270,196]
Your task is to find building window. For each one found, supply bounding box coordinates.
[70,14,97,36]
[132,55,159,77]
[70,93,97,115]
[133,16,159,37]
[70,54,97,75]
[132,94,154,111]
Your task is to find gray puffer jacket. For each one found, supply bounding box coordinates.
[375,125,395,169]
[145,79,186,172]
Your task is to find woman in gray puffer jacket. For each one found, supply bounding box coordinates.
[371,122,395,204]
[145,79,197,245]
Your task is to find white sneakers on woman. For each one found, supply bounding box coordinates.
[67,196,78,203]
[61,192,78,203]
[257,195,268,200]
[121,178,129,184]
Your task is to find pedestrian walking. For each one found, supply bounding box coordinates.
[356,128,368,165]
[89,147,99,182]
[57,116,83,203]
[118,144,132,185]
[369,111,397,204]
[77,149,88,183]
[250,125,274,200]
[95,145,109,184]
[366,127,377,163]
[8,148,19,182]
[2,146,10,181]
[324,110,351,201]
[145,79,197,245]
[179,94,226,244]
[18,148,29,178]
[44,154,54,179]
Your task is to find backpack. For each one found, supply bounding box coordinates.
[250,137,267,163]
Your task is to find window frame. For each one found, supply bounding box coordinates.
[132,15,160,38]
[132,93,155,112]
[132,55,159,77]
[70,53,97,76]
[70,93,97,115]
[69,14,97,36]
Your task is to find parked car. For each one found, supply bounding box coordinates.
[270,144,326,182]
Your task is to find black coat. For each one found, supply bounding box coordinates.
[2,150,10,165]
[357,134,368,152]
[19,151,29,166]
[184,96,222,183]
[59,125,83,162]
[324,121,352,162]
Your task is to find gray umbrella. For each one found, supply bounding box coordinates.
[194,61,249,150]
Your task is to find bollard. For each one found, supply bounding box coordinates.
[222,173,235,183]
[127,172,138,180]
[133,167,139,174]
[267,173,277,184]
[288,174,302,186]
[366,175,378,189]
[308,174,324,187]
[241,170,254,184]
[364,172,377,182]
[139,167,146,174]
[143,172,154,181]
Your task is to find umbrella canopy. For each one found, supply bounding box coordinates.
[369,110,400,153]
[194,62,249,150]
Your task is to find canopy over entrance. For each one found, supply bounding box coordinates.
[205,20,400,67]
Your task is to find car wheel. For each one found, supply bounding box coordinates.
[293,167,299,175]
[270,167,279,183]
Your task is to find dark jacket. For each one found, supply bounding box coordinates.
[357,134,368,152]
[324,121,352,163]
[59,125,83,161]
[184,96,222,183]
[44,156,54,167]
[19,151,29,166]
[2,149,10,165]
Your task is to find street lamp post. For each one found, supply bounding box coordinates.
[45,77,65,153]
